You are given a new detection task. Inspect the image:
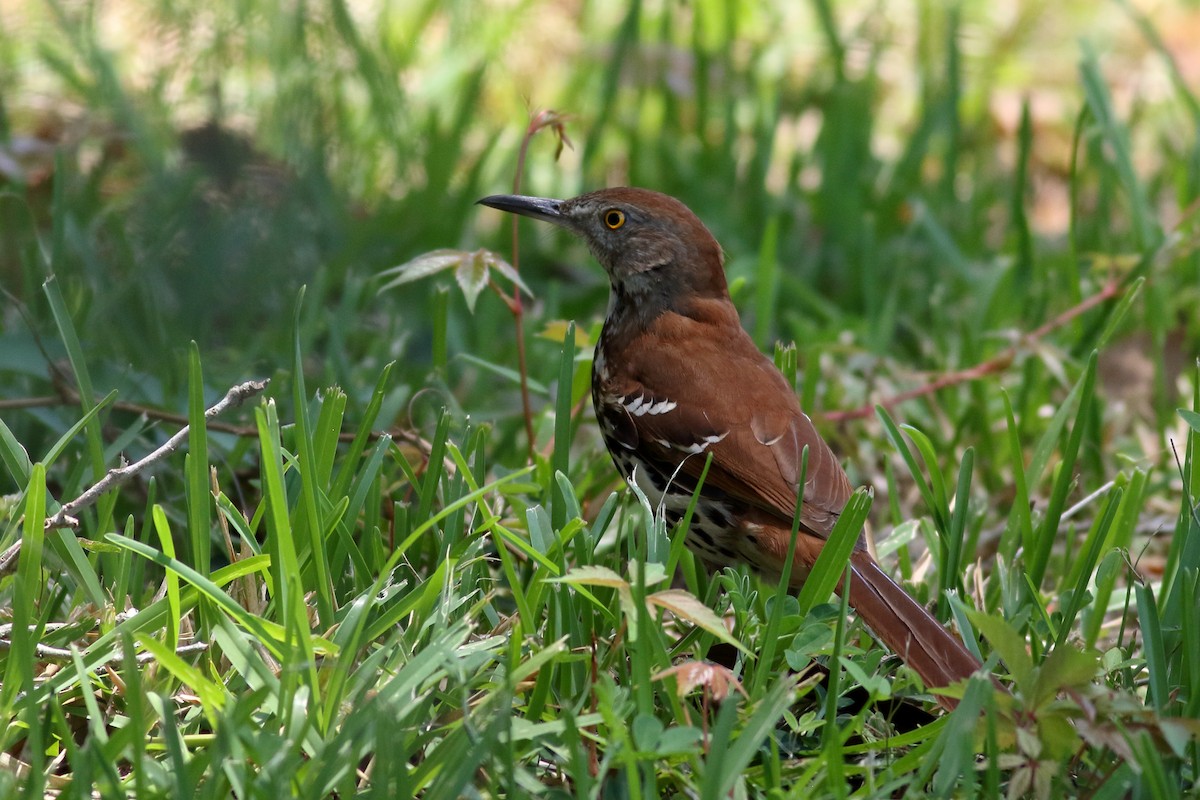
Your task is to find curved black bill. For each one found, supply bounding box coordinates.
[476,194,566,225]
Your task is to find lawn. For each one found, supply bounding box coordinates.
[1,0,1198,797]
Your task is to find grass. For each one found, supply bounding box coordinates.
[1,0,1200,796]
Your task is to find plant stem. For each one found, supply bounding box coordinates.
[508,109,572,461]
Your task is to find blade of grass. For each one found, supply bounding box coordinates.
[186,343,214,639]
[699,675,796,800]
[43,275,113,533]
[1135,579,1168,711]
[1028,352,1097,588]
[753,446,808,696]
[291,289,335,628]
[795,487,873,615]
[151,505,182,653]
[0,464,46,715]
[1079,43,1157,250]
[330,362,393,499]
[0,415,33,488]
[1054,485,1120,651]
[945,446,974,605]
[256,398,324,717]
[551,321,575,529]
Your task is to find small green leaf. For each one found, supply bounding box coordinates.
[840,657,891,701]
[785,623,834,669]
[657,726,703,755]
[636,560,669,587]
[1031,647,1099,708]
[0,415,33,486]
[1037,712,1079,760]
[632,714,663,751]
[968,610,1034,689]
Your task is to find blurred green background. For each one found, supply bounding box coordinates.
[3,2,1200,795]
[1,0,1197,493]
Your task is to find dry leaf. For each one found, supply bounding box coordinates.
[654,660,747,702]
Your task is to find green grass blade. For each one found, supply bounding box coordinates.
[42,275,110,522]
[1054,485,1120,651]
[1029,352,1097,588]
[186,343,215,641]
[331,363,393,499]
[151,505,182,653]
[1,464,46,715]
[1135,579,1168,711]
[795,488,873,615]
[291,289,336,628]
[946,446,974,602]
[551,321,575,529]
[256,398,323,714]
[1079,43,1157,249]
[0,415,33,488]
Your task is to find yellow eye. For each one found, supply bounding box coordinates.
[603,209,625,230]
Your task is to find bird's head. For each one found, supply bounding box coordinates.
[478,187,728,303]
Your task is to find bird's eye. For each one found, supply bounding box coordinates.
[603,209,625,230]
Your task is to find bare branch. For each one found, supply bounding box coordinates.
[824,280,1124,422]
[0,541,22,577]
[0,622,209,665]
[41,379,270,530]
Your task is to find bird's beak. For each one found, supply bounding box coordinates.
[476,194,567,227]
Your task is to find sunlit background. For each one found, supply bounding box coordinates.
[2,0,1197,484]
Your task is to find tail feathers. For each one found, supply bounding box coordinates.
[845,550,983,711]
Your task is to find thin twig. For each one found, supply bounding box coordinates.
[511,119,537,458]
[1170,437,1200,530]
[42,378,270,530]
[824,279,1123,422]
[0,395,66,411]
[0,622,209,664]
[0,385,434,577]
[0,541,22,577]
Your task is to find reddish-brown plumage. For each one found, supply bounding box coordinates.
[479,187,985,710]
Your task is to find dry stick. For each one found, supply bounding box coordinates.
[1,383,270,436]
[0,395,70,411]
[0,622,209,664]
[0,379,270,577]
[41,379,270,530]
[824,279,1124,423]
[0,379,267,585]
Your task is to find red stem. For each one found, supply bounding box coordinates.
[506,109,571,461]
[509,118,539,460]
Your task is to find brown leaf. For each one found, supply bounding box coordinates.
[654,660,747,702]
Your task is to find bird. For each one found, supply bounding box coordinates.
[478,187,984,710]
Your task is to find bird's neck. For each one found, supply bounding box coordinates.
[606,257,730,323]
[602,279,663,336]
[597,277,742,366]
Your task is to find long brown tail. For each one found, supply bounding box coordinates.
[843,550,982,711]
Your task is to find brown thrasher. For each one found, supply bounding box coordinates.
[479,187,983,709]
